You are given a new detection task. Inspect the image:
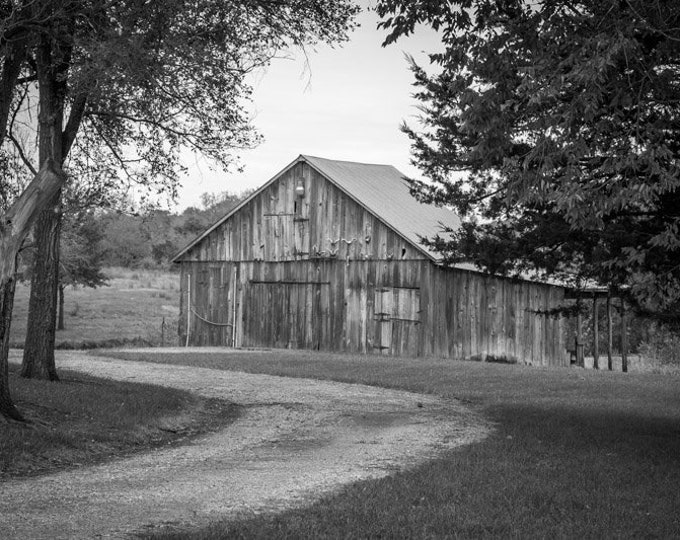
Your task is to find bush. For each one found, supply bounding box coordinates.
[639,324,680,365]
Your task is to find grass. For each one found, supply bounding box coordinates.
[96,349,680,539]
[9,267,180,348]
[1,355,239,480]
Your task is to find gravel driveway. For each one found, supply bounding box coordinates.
[0,350,490,539]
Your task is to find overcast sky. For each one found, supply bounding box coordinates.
[173,2,442,211]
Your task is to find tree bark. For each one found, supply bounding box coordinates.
[0,276,23,421]
[58,283,65,331]
[21,195,61,380]
[21,27,68,381]
[0,162,64,419]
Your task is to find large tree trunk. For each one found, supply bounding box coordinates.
[21,28,68,381]
[0,276,22,421]
[0,27,64,418]
[0,162,64,420]
[58,283,65,331]
[21,197,61,380]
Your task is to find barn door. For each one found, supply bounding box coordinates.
[373,287,421,355]
[243,281,329,349]
[374,288,393,354]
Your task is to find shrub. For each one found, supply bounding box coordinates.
[639,324,680,365]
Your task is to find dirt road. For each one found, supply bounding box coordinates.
[0,351,489,539]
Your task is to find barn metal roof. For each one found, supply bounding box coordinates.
[173,154,461,262]
[302,155,460,261]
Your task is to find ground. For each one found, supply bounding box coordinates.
[0,349,489,539]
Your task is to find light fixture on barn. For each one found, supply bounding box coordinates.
[295,180,305,198]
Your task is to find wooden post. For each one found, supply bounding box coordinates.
[592,295,599,369]
[621,297,628,373]
[576,299,584,367]
[185,274,191,347]
[231,266,238,348]
[607,292,613,371]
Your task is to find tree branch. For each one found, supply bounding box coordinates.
[62,90,88,158]
[6,131,37,176]
[0,40,27,147]
[0,159,64,288]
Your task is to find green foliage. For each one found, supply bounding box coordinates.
[60,212,109,290]
[97,190,250,268]
[638,323,680,365]
[2,0,360,200]
[376,0,680,320]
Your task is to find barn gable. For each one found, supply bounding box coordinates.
[173,155,459,263]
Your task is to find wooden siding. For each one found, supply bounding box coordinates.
[179,260,567,367]
[178,162,426,264]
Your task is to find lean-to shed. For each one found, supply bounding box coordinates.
[173,155,568,366]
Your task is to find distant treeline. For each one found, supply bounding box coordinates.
[71,190,251,271]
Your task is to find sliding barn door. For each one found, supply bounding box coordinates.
[243,281,329,349]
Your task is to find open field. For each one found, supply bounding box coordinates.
[9,267,181,348]
[99,349,680,539]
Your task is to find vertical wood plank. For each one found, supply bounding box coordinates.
[621,297,628,373]
[593,295,599,369]
[607,292,613,371]
[576,300,583,367]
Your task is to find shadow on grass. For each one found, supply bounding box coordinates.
[2,363,240,480]
[148,403,680,539]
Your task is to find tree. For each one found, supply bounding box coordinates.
[376,0,680,321]
[57,212,108,330]
[0,1,67,418]
[98,212,152,267]
[17,0,359,380]
[0,0,359,417]
[0,161,63,420]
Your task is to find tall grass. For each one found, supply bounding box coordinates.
[10,268,180,348]
[103,266,180,291]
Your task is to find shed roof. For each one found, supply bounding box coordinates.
[173,154,461,262]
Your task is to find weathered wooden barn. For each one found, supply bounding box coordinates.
[173,155,568,366]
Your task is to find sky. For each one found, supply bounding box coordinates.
[173,2,443,211]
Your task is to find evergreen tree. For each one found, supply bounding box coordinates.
[377,0,680,321]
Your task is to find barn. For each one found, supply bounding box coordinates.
[173,155,568,366]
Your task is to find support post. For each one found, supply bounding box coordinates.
[231,266,237,348]
[185,274,191,347]
[621,297,628,373]
[592,295,599,369]
[576,298,584,367]
[607,292,613,371]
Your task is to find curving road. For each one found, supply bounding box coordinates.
[0,351,489,539]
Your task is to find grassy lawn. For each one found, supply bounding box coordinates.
[1,357,238,480]
[9,267,180,348]
[98,349,680,539]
